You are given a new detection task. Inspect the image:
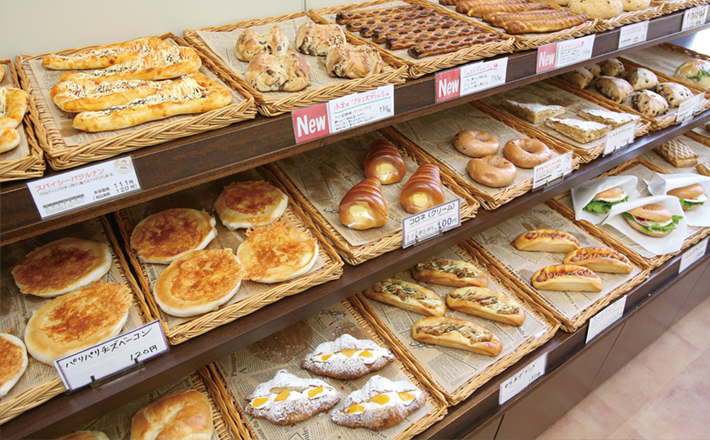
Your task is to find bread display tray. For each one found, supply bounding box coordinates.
[264,130,479,266]
[184,11,408,117]
[0,59,45,182]
[115,168,344,345]
[17,32,256,171]
[641,132,710,175]
[594,2,666,32]
[623,43,710,95]
[658,0,709,14]
[311,0,516,78]
[351,243,559,405]
[468,202,649,332]
[0,217,150,425]
[206,300,448,440]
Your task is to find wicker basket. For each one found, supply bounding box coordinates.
[659,0,709,13]
[0,59,45,182]
[183,12,408,117]
[594,2,666,32]
[623,43,710,95]
[641,133,710,173]
[16,32,256,171]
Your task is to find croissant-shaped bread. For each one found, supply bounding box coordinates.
[339,177,389,230]
[400,164,445,214]
[364,139,406,184]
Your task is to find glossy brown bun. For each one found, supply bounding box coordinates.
[594,186,625,201]
[667,183,704,200]
[625,204,671,222]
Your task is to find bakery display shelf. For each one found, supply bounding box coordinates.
[2,11,708,246]
[4,106,709,440]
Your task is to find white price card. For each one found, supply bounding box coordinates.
[460,57,508,96]
[499,353,547,405]
[679,237,708,274]
[618,21,649,49]
[556,35,595,69]
[676,93,705,123]
[54,320,168,392]
[533,151,573,189]
[328,85,394,134]
[682,4,709,31]
[28,157,141,219]
[603,121,636,155]
[402,199,460,248]
[586,296,627,343]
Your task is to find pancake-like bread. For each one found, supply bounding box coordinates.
[130,208,217,264]
[214,181,288,230]
[131,390,213,440]
[237,219,318,284]
[24,281,132,364]
[0,333,28,398]
[12,237,112,297]
[154,249,243,317]
[56,431,110,440]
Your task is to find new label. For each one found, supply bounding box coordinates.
[537,35,595,73]
[292,103,330,144]
[435,69,461,102]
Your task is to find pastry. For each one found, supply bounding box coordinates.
[214,180,288,230]
[594,76,633,103]
[467,155,517,188]
[466,2,552,18]
[407,32,502,59]
[51,78,168,113]
[559,67,595,89]
[583,186,628,214]
[296,22,346,56]
[568,0,623,19]
[339,177,389,229]
[667,183,707,211]
[600,58,625,77]
[301,334,395,379]
[42,37,174,70]
[503,14,588,34]
[503,138,551,168]
[0,127,20,153]
[655,139,698,167]
[454,130,500,157]
[623,204,683,237]
[483,9,574,27]
[335,5,424,24]
[400,164,445,214]
[627,67,659,91]
[564,247,633,273]
[235,29,269,62]
[674,59,710,88]
[655,82,694,107]
[502,100,566,124]
[411,257,488,288]
[513,228,582,252]
[532,264,603,291]
[363,278,446,317]
[131,390,213,440]
[631,90,669,117]
[0,87,29,129]
[576,108,639,128]
[544,117,612,143]
[245,51,310,93]
[411,316,503,355]
[364,139,406,185]
[0,333,28,398]
[326,44,386,78]
[446,286,526,326]
[697,162,710,176]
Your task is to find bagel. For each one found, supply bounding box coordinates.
[504,139,551,168]
[622,204,680,237]
[453,130,499,157]
[467,155,517,188]
[667,183,707,211]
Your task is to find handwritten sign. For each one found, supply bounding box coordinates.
[532,151,573,189]
[679,238,708,274]
[682,5,709,31]
[556,35,595,69]
[618,21,649,49]
[499,353,547,405]
[603,122,636,156]
[587,296,627,343]
[402,199,460,248]
[460,57,508,96]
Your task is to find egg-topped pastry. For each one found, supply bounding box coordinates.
[301,334,395,380]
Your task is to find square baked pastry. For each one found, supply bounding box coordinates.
[545,117,612,143]
[503,100,566,124]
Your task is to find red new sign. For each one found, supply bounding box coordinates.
[536,43,558,73]
[435,69,461,102]
[292,103,330,144]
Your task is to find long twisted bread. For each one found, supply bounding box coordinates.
[505,14,588,33]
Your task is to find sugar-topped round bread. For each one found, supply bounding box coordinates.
[0,333,28,398]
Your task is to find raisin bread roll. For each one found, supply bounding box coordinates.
[236,29,268,62]
[627,67,658,91]
[245,51,310,92]
[595,76,634,102]
[281,50,310,91]
[326,44,386,78]
[655,82,694,107]
[621,0,650,10]
[600,58,625,77]
[265,26,290,59]
[586,63,602,78]
[296,22,346,56]
[632,90,669,117]
[560,67,594,88]
[568,0,623,19]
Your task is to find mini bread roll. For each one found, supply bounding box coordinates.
[560,68,594,89]
[400,164,445,214]
[656,82,694,107]
[586,64,602,78]
[627,67,658,91]
[600,58,625,77]
[595,76,633,103]
[632,90,669,117]
[513,229,582,253]
[131,390,213,440]
[339,177,389,229]
[0,127,20,153]
[621,0,650,11]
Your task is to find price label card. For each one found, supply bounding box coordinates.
[54,320,169,392]
[555,35,595,69]
[603,121,636,155]
[679,237,708,273]
[618,21,649,49]
[460,57,508,96]
[682,4,709,31]
[586,296,627,343]
[532,151,573,189]
[28,157,141,219]
[436,68,461,102]
[676,93,705,123]
[402,199,460,248]
[328,85,394,133]
[499,353,547,405]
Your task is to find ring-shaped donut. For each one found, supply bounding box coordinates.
[504,139,551,169]
[454,130,499,157]
[467,155,517,188]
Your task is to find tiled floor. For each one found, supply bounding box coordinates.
[538,294,710,440]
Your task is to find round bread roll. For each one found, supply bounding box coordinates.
[214,181,288,230]
[503,139,551,169]
[631,90,669,117]
[600,59,625,77]
[12,237,112,298]
[467,155,517,188]
[453,130,499,157]
[0,333,28,398]
[568,0,623,19]
[57,431,110,440]
[24,281,132,364]
[675,59,710,88]
[656,82,694,107]
[131,390,213,440]
[627,67,658,91]
[621,0,650,11]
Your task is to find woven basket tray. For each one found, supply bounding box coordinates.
[594,2,666,32]
[0,216,150,425]
[115,168,343,345]
[206,300,448,440]
[641,132,710,174]
[183,11,408,117]
[385,102,580,211]
[351,243,560,405]
[623,43,710,95]
[659,0,709,13]
[264,130,479,266]
[0,59,45,182]
[16,32,256,171]
[311,0,516,78]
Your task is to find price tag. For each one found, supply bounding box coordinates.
[586,296,627,343]
[499,353,547,405]
[532,151,573,189]
[603,121,636,155]
[460,57,508,96]
[679,237,708,273]
[328,85,394,133]
[54,321,168,392]
[676,93,704,123]
[28,157,141,219]
[618,21,649,49]
[536,35,595,73]
[435,68,461,102]
[682,4,709,31]
[402,199,460,248]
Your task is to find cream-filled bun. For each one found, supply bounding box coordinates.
[667,183,706,211]
[214,181,288,230]
[0,333,28,398]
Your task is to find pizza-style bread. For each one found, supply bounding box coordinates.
[12,237,112,298]
[594,76,633,103]
[57,431,109,440]
[214,181,288,230]
[655,139,698,168]
[331,375,426,430]
[632,90,669,117]
[0,333,28,398]
[447,287,526,326]
[411,316,503,356]
[563,247,633,274]
[301,334,395,380]
[296,22,346,56]
[411,257,488,288]
[675,59,710,88]
[559,68,594,89]
[51,78,168,113]
[130,208,217,264]
[326,44,386,78]
[513,228,582,253]
[154,249,243,317]
[531,264,603,291]
[627,67,658,91]
[245,370,341,425]
[42,37,174,70]
[544,117,612,143]
[0,127,20,153]
[24,281,132,364]
[655,82,694,107]
[576,108,638,129]
[0,87,29,129]
[600,58,625,77]
[502,99,566,124]
[363,278,446,317]
[131,390,213,440]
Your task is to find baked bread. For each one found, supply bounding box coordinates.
[42,37,173,70]
[0,87,29,129]
[627,67,659,91]
[154,249,243,317]
[24,281,132,364]
[296,22,346,56]
[586,63,602,78]
[600,58,625,77]
[364,139,406,185]
[326,44,386,78]
[502,99,566,124]
[667,183,707,211]
[12,237,112,298]
[280,50,311,92]
[594,76,633,103]
[655,139,698,168]
[214,180,288,230]
[563,247,633,274]
[0,333,28,398]
[50,78,171,113]
[130,208,217,264]
[446,287,526,326]
[131,390,213,440]
[675,59,710,88]
[411,258,488,288]
[235,29,269,62]
[0,127,20,153]
[331,375,426,430]
[245,51,311,92]
[655,82,694,107]
[577,108,638,129]
[339,177,389,230]
[400,163,445,214]
[237,218,318,283]
[513,228,582,253]
[301,334,395,380]
[697,162,710,176]
[631,90,669,117]
[545,117,612,143]
[363,278,446,317]
[623,204,682,237]
[532,264,603,291]
[568,0,623,19]
[621,0,650,10]
[411,316,503,356]
[57,431,109,440]
[245,370,340,425]
[559,68,594,89]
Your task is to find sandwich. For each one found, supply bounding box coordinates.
[583,186,628,214]
[667,183,707,211]
[622,204,683,237]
